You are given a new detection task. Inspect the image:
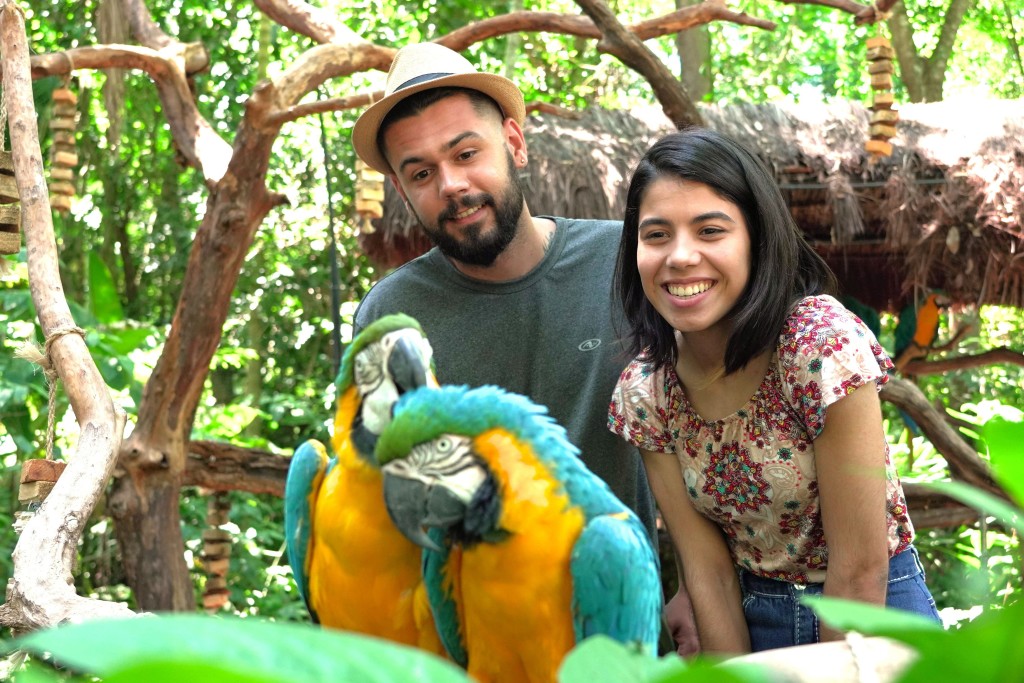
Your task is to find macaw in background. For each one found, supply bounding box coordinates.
[284,314,445,655]
[840,294,882,340]
[376,384,661,683]
[893,291,951,374]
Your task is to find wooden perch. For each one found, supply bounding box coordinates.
[0,0,133,633]
[880,377,1003,499]
[182,442,980,529]
[902,346,1024,376]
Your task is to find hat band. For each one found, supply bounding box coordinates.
[394,72,456,93]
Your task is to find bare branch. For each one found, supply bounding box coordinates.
[576,0,704,127]
[0,1,134,633]
[253,0,366,46]
[774,0,882,24]
[185,441,289,496]
[880,377,1004,499]
[902,347,1024,376]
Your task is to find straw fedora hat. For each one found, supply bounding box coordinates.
[352,42,526,173]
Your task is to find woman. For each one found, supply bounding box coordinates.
[608,128,939,654]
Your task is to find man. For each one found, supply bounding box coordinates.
[350,42,697,654]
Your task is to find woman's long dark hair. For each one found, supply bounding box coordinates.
[613,128,837,373]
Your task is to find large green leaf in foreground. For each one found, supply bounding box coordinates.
[8,614,469,682]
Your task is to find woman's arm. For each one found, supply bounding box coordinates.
[815,383,890,641]
[640,448,750,655]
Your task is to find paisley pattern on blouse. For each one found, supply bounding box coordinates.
[608,295,914,583]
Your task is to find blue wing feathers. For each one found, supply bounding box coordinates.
[570,513,661,655]
[284,439,330,623]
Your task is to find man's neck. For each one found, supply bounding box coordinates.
[449,215,557,282]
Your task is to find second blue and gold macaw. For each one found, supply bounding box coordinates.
[284,314,445,654]
[375,384,661,682]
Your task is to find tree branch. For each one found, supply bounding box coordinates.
[901,347,1024,375]
[184,441,289,497]
[928,0,974,77]
[11,43,230,183]
[880,377,1004,498]
[0,1,134,633]
[181,442,982,532]
[774,0,887,24]
[1003,0,1024,80]
[887,1,924,101]
[576,0,704,127]
[253,0,366,46]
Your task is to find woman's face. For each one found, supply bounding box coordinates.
[635,176,751,341]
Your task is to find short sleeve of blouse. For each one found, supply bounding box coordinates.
[778,295,894,439]
[608,358,679,454]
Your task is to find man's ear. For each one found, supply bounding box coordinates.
[503,117,528,169]
[389,175,414,214]
[389,175,408,203]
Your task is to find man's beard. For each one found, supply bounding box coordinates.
[413,153,526,267]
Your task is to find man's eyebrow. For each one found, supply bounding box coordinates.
[397,131,484,174]
[442,131,481,152]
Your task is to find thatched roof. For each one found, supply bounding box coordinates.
[358,98,1024,312]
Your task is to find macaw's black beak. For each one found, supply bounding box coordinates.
[382,471,466,552]
[387,337,437,396]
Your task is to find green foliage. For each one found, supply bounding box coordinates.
[804,402,1024,682]
[3,0,1020,648]
[558,636,769,682]
[5,614,470,682]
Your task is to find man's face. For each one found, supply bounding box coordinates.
[382,94,527,267]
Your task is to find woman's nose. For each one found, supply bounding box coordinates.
[665,235,700,268]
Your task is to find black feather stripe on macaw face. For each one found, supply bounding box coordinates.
[354,328,437,439]
[381,434,499,548]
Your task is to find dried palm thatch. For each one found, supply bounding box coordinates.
[359,98,1024,312]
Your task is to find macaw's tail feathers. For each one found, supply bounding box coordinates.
[423,527,468,667]
[570,513,661,656]
[284,439,331,624]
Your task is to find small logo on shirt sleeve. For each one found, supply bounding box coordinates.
[578,339,602,351]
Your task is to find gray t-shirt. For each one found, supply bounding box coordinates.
[354,216,656,543]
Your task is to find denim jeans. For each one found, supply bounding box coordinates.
[739,545,940,652]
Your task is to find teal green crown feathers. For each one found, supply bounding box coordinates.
[336,313,425,391]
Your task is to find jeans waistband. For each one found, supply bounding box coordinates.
[740,545,922,597]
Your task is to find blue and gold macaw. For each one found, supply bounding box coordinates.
[284,314,445,655]
[894,291,950,373]
[375,384,661,683]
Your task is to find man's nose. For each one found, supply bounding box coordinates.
[437,164,469,198]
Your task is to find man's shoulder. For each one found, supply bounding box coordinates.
[546,216,623,253]
[549,216,622,233]
[355,252,445,325]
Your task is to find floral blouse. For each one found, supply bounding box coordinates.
[608,295,914,583]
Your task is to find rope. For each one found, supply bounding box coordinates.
[317,87,343,378]
[15,325,86,460]
[1,80,7,151]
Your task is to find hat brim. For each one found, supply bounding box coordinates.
[352,72,526,174]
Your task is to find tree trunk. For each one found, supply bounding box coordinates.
[888,0,975,102]
[0,1,133,631]
[675,0,711,102]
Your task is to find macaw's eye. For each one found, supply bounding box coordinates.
[436,437,453,453]
[354,348,383,387]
